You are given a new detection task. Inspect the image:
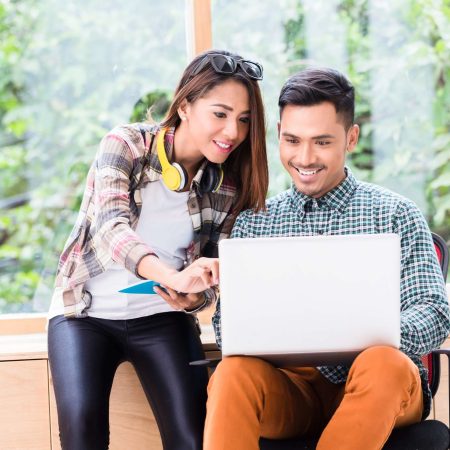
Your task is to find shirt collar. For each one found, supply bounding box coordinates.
[289,167,357,215]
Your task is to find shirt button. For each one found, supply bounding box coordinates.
[317,230,324,235]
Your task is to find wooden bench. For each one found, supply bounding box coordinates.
[0,322,219,450]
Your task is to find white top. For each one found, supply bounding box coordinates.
[48,180,194,320]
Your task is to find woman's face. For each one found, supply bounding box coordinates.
[180,79,251,164]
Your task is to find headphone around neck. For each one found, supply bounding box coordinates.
[157,127,224,194]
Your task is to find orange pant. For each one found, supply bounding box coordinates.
[204,346,423,450]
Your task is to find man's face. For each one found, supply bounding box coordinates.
[278,102,359,198]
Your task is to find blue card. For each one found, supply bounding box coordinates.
[119,280,161,294]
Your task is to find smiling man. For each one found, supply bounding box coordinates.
[204,68,450,450]
[279,100,358,199]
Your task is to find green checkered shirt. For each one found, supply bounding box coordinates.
[212,168,450,419]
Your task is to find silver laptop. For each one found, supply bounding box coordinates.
[219,233,401,367]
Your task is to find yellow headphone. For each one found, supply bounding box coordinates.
[157,128,188,191]
[156,127,224,193]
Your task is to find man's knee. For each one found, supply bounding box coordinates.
[351,346,418,389]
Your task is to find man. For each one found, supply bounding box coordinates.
[204,68,450,450]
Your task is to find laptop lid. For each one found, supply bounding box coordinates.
[218,233,401,367]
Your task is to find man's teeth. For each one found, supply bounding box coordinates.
[216,141,231,149]
[298,169,319,175]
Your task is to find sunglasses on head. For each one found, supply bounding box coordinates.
[191,53,263,81]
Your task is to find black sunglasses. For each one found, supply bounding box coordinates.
[191,53,263,81]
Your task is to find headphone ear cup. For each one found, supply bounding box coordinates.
[200,164,223,193]
[171,162,188,191]
[162,162,188,191]
[156,127,188,191]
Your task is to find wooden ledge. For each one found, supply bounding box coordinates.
[0,324,218,361]
[0,313,47,335]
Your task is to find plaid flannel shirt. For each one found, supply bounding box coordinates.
[212,168,450,419]
[55,123,236,318]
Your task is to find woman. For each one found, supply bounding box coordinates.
[47,49,268,450]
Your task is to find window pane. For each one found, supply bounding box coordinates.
[0,0,186,313]
[212,0,450,243]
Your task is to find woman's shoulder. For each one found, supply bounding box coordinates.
[106,122,158,142]
[100,122,159,160]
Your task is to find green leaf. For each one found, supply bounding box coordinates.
[430,172,450,189]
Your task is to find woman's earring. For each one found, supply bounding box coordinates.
[180,116,186,121]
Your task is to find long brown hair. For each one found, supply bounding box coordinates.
[159,49,268,213]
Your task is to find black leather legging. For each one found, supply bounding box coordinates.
[48,312,208,450]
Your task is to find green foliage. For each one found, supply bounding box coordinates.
[130,91,171,124]
[283,2,307,62]
[0,0,33,200]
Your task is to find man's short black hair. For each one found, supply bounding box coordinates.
[278,67,355,130]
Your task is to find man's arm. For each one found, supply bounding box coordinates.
[396,202,450,356]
